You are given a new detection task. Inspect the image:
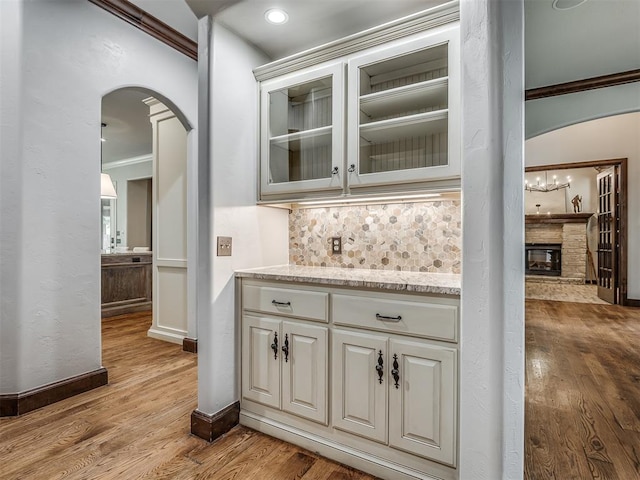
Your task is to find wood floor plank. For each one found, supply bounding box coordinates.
[525,299,640,480]
[3,300,639,479]
[0,312,377,480]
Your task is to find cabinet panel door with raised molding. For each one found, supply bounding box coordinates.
[242,315,281,409]
[281,321,328,424]
[332,329,388,444]
[388,338,456,466]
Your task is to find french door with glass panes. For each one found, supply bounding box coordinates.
[260,62,344,199]
[597,167,620,304]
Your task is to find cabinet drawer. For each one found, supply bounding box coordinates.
[243,284,328,322]
[333,294,457,342]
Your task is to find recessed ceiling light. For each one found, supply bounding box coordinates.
[552,0,589,11]
[265,8,288,25]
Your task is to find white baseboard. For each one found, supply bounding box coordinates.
[147,327,185,345]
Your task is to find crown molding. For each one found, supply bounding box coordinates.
[102,154,153,169]
[88,0,197,61]
[253,1,460,82]
[525,69,640,101]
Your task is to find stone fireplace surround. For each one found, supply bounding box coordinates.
[525,213,593,282]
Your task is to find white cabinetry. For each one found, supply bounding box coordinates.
[388,338,456,465]
[257,19,460,202]
[347,29,460,192]
[332,329,388,443]
[239,279,460,480]
[241,286,329,425]
[332,332,456,465]
[260,63,344,198]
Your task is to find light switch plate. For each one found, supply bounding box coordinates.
[217,236,232,256]
[331,236,342,255]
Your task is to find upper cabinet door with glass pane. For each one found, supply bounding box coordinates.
[260,62,344,199]
[347,27,460,191]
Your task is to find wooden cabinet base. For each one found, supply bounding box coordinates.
[240,411,456,480]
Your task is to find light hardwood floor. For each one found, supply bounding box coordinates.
[525,300,640,479]
[0,312,376,480]
[3,302,638,479]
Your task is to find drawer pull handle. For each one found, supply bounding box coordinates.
[391,354,400,389]
[375,350,384,384]
[272,300,291,307]
[376,313,402,322]
[282,333,289,363]
[271,332,278,360]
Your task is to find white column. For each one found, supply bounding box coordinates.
[146,98,189,344]
[459,0,525,478]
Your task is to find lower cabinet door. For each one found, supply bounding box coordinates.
[388,338,457,466]
[332,329,388,443]
[242,315,281,409]
[281,321,328,424]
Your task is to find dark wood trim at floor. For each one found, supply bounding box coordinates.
[183,337,198,354]
[191,402,240,443]
[87,0,197,61]
[0,368,108,417]
[525,69,640,101]
[625,298,640,308]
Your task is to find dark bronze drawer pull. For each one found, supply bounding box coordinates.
[271,332,278,360]
[272,300,291,307]
[282,334,289,362]
[376,313,402,322]
[376,350,384,384]
[391,354,400,389]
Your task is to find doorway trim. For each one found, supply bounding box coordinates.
[525,157,629,305]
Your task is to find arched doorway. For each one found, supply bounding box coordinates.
[100,86,196,349]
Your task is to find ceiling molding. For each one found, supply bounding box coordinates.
[253,1,459,82]
[525,69,640,101]
[88,0,197,61]
[103,154,153,170]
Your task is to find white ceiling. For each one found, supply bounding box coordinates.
[103,0,639,163]
[101,89,153,165]
[190,0,449,60]
[525,0,640,89]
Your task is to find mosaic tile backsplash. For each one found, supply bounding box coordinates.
[289,201,461,273]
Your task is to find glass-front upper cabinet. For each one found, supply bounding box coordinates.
[347,27,460,191]
[260,62,344,200]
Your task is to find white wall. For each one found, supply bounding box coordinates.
[526,112,640,299]
[460,0,525,478]
[197,21,289,415]
[0,0,197,394]
[0,0,24,393]
[103,157,153,250]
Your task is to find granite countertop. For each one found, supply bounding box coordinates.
[235,265,460,295]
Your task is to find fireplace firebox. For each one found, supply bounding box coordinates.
[525,243,561,276]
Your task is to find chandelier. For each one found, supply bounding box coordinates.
[525,172,571,192]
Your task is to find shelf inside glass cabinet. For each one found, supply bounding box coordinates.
[269,126,333,184]
[359,109,448,144]
[359,77,448,123]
